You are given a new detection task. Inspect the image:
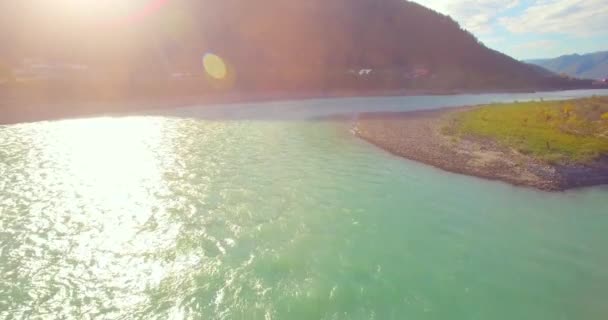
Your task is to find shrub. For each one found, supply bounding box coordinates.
[562,104,574,116]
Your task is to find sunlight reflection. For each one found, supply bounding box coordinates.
[21,117,192,313]
[38,117,173,248]
[49,117,163,195]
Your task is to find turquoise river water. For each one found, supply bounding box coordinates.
[1,90,608,319]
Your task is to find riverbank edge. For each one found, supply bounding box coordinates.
[2,87,606,125]
[353,108,608,191]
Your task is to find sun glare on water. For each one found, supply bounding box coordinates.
[15,117,189,312]
[41,117,165,192]
[29,116,174,251]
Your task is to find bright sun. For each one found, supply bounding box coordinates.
[59,0,134,16]
[52,0,166,23]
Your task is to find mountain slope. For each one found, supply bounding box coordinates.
[151,0,588,91]
[0,0,597,92]
[527,51,608,80]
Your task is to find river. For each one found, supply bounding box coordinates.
[1,89,607,319]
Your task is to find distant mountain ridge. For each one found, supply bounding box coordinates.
[527,51,608,80]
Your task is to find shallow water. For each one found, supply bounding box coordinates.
[1,90,608,319]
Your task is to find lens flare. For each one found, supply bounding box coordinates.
[203,53,228,80]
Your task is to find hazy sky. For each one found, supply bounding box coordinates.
[414,0,608,60]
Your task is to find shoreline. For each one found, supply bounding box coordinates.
[1,86,606,125]
[353,108,608,191]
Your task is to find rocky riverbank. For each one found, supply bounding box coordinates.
[353,108,608,191]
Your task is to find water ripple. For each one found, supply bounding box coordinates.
[1,113,608,319]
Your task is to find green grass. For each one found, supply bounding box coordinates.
[447,96,608,164]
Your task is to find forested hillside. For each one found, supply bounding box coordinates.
[0,0,598,93]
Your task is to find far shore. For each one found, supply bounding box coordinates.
[3,83,608,190]
[2,85,606,125]
[353,108,608,191]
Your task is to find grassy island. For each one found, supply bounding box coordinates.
[354,96,608,191]
[447,97,608,164]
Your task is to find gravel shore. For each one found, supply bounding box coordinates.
[353,108,608,191]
